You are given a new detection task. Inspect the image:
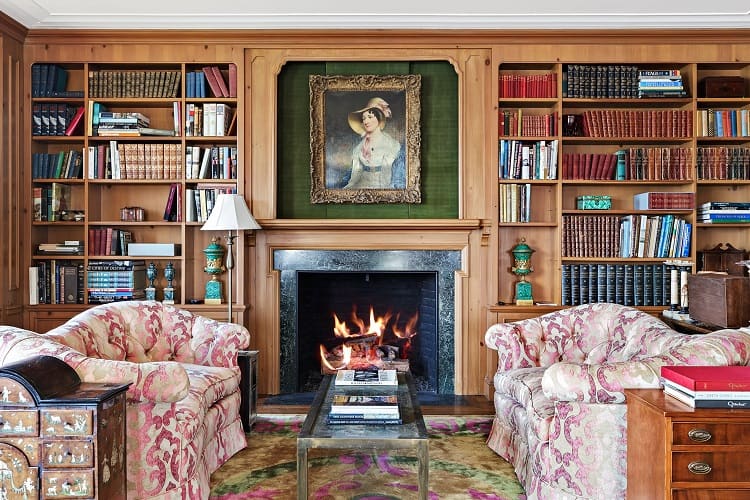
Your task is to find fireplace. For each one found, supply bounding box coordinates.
[297,271,438,392]
[274,249,461,394]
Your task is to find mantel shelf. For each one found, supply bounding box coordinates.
[256,219,484,230]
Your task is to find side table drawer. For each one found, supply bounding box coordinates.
[42,468,94,498]
[43,439,95,468]
[673,422,750,445]
[41,409,93,437]
[673,490,750,500]
[672,452,750,482]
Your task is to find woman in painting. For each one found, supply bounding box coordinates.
[344,97,404,189]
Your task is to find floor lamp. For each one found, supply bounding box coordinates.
[201,194,261,323]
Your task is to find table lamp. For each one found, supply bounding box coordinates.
[200,194,261,322]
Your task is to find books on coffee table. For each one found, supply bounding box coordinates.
[661,365,750,409]
[335,369,398,386]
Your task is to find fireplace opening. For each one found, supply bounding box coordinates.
[297,271,438,393]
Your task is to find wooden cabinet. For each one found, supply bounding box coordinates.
[493,62,750,313]
[626,388,750,499]
[0,356,129,499]
[26,61,245,327]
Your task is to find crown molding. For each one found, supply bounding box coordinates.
[3,11,750,30]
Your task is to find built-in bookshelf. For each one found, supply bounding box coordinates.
[494,62,750,313]
[27,61,242,326]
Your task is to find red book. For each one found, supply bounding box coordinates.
[211,66,230,97]
[202,67,223,98]
[228,63,237,98]
[661,365,750,392]
[64,106,85,136]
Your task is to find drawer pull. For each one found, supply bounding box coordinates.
[687,461,712,475]
[687,429,712,443]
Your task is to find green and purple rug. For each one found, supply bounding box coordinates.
[210,415,525,499]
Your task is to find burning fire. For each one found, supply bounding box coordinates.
[320,306,418,372]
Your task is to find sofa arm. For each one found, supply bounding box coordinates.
[188,316,251,368]
[541,360,662,404]
[485,319,546,370]
[76,358,190,403]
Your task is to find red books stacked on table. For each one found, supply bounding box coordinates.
[660,365,750,409]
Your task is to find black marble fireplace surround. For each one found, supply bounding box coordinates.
[274,249,461,394]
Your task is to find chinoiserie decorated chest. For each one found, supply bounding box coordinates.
[0,356,129,499]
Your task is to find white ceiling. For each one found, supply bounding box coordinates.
[1,0,750,30]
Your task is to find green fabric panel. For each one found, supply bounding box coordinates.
[277,61,458,219]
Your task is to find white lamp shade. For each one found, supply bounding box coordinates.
[200,194,261,231]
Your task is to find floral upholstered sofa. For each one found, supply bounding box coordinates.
[0,300,250,499]
[484,303,750,500]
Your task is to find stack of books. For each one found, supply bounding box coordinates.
[96,112,151,137]
[638,70,687,98]
[661,365,750,409]
[698,201,750,224]
[327,393,401,425]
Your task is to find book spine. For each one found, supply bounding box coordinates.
[662,368,750,392]
[663,380,750,400]
[326,417,402,425]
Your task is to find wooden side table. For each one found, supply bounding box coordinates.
[626,388,750,499]
[0,355,129,499]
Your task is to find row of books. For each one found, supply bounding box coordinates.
[561,152,618,180]
[162,183,183,222]
[185,185,237,223]
[696,146,750,180]
[185,103,236,137]
[662,365,750,409]
[32,150,83,180]
[31,64,82,98]
[498,110,557,137]
[498,72,557,98]
[632,191,696,210]
[88,228,133,257]
[698,201,750,223]
[696,109,750,138]
[576,109,693,139]
[86,142,184,180]
[561,214,691,259]
[562,64,642,99]
[561,263,672,307]
[88,69,181,98]
[32,103,84,136]
[32,183,71,222]
[28,260,84,305]
[498,140,558,180]
[619,147,693,181]
[185,146,238,180]
[499,183,531,223]
[185,65,237,99]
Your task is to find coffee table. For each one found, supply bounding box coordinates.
[296,372,429,499]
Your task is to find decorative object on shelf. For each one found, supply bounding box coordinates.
[201,194,261,322]
[309,74,422,204]
[738,260,750,274]
[163,262,175,305]
[510,237,535,306]
[576,195,612,210]
[145,262,157,301]
[120,206,145,222]
[202,237,225,305]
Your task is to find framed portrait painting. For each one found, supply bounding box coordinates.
[309,74,421,204]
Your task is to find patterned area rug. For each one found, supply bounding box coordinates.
[210,415,525,499]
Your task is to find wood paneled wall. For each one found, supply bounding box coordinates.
[12,28,750,395]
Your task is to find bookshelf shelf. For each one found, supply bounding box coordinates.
[496,60,750,311]
[26,60,243,319]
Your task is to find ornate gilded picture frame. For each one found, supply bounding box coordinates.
[310,74,421,204]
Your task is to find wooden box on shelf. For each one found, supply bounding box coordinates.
[687,272,750,328]
[698,76,746,98]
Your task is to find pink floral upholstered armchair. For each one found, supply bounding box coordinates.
[0,300,250,499]
[484,303,750,499]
